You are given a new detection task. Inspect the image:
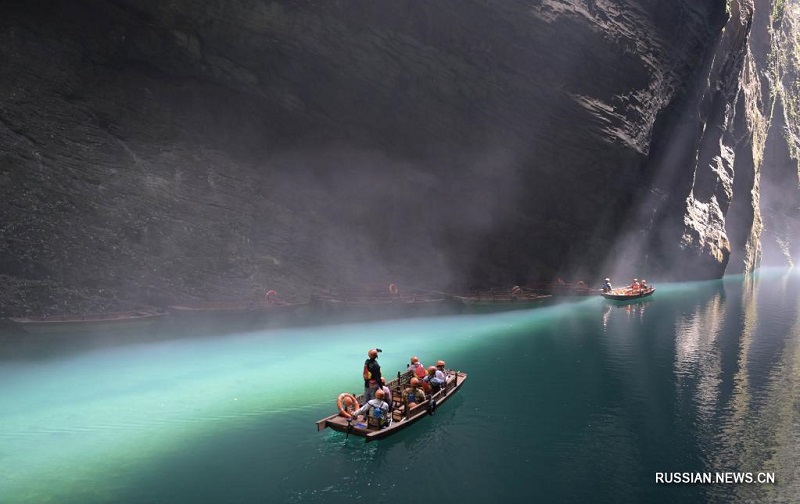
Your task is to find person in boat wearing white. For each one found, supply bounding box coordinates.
[402,377,426,408]
[602,278,612,293]
[423,363,446,392]
[640,279,648,291]
[353,388,390,428]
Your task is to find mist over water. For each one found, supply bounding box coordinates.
[1,269,799,503]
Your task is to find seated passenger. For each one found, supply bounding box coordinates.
[630,278,640,292]
[407,356,427,379]
[640,279,648,291]
[402,377,426,408]
[353,388,390,429]
[602,278,612,293]
[423,365,446,392]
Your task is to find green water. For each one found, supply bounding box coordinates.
[2,270,799,503]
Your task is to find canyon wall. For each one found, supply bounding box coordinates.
[1,0,796,316]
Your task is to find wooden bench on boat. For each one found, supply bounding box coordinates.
[316,368,467,442]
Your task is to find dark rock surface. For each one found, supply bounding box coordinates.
[0,0,796,317]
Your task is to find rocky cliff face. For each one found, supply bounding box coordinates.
[0,0,796,317]
[634,0,800,280]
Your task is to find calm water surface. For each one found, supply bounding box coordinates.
[2,269,799,503]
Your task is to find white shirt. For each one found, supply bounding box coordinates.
[355,398,389,417]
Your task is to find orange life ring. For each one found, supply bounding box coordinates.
[265,290,278,301]
[337,393,359,418]
[388,283,399,295]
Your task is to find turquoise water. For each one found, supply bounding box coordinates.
[2,270,799,503]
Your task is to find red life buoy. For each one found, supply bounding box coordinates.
[337,393,359,418]
[388,283,399,295]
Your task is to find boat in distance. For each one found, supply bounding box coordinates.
[601,287,656,301]
[453,286,551,312]
[526,280,602,297]
[316,368,467,442]
[8,309,166,335]
[167,299,308,316]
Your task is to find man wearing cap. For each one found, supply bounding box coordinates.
[363,349,382,404]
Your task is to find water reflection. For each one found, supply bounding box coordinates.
[715,271,800,502]
[673,270,800,502]
[601,300,651,331]
[673,289,725,430]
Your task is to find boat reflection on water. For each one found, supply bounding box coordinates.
[602,299,651,331]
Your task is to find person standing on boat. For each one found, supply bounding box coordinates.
[363,349,382,404]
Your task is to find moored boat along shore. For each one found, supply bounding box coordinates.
[8,309,167,335]
[451,285,552,312]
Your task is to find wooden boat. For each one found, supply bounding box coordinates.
[168,299,308,317]
[601,287,656,301]
[452,286,552,312]
[315,285,452,319]
[8,309,166,335]
[168,296,310,332]
[316,368,467,442]
[527,280,602,297]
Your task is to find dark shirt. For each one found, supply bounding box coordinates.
[363,357,382,387]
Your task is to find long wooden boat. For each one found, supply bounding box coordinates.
[316,368,467,442]
[452,286,552,312]
[168,299,308,317]
[601,287,656,301]
[167,298,311,332]
[527,281,602,297]
[314,285,452,320]
[8,309,166,335]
